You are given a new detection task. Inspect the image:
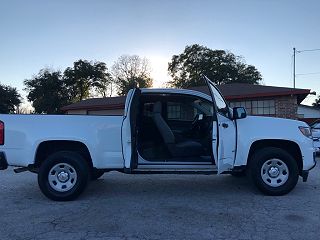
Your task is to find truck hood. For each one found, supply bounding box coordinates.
[242,115,309,128]
[235,115,310,143]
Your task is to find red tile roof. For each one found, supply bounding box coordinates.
[61,83,311,111]
[189,83,310,103]
[61,96,126,111]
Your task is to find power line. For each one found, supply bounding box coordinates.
[293,47,320,88]
[296,48,320,53]
[296,72,320,76]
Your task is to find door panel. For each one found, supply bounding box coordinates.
[204,76,237,173]
[216,114,236,173]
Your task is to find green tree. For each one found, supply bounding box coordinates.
[24,69,69,114]
[64,59,112,101]
[0,83,21,114]
[168,44,262,88]
[112,55,153,95]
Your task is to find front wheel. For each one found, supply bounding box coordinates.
[249,147,299,196]
[38,151,89,201]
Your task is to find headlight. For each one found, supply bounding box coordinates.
[299,126,312,139]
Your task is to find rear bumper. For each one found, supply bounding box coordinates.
[0,152,8,170]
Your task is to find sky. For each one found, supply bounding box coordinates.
[1,0,320,106]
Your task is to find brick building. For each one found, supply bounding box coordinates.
[189,84,310,119]
[61,83,311,120]
[61,96,126,115]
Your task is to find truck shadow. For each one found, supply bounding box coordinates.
[83,173,257,200]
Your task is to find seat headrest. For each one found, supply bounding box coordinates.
[153,101,162,114]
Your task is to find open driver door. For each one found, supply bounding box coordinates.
[204,76,236,174]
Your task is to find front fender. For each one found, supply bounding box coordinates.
[234,116,314,170]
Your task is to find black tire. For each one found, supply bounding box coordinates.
[249,147,299,196]
[38,151,89,201]
[91,169,105,180]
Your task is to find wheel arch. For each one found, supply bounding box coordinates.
[34,140,93,170]
[247,139,303,174]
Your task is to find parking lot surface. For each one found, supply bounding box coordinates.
[0,160,319,240]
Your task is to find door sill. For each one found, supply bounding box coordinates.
[137,164,216,170]
[132,167,217,175]
[137,153,214,165]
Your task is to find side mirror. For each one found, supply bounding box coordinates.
[233,107,247,120]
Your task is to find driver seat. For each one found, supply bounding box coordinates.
[152,101,203,157]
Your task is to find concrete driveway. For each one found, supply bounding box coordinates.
[0,160,319,240]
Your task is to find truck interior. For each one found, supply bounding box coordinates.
[136,93,215,164]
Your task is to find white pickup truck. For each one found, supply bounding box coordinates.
[0,78,317,201]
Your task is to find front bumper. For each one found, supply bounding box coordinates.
[315,148,320,156]
[301,151,317,182]
[311,151,317,170]
[0,152,8,170]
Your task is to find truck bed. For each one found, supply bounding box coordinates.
[0,114,124,169]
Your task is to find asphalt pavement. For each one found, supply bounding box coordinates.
[0,159,319,240]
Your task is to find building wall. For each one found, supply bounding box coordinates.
[229,95,298,119]
[275,95,298,119]
[66,109,124,116]
[66,109,87,115]
[229,98,276,116]
[297,105,320,124]
[66,96,299,119]
[297,106,320,118]
[87,109,124,115]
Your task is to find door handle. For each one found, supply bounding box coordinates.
[222,123,228,128]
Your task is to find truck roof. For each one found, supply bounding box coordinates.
[140,88,212,101]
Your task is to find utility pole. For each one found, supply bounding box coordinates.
[293,47,296,89]
[292,47,320,93]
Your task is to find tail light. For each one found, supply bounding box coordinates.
[0,121,4,145]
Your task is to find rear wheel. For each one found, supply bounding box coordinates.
[38,151,89,201]
[249,147,299,196]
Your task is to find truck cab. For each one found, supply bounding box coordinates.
[122,79,240,175]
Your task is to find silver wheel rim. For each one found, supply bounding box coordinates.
[261,158,289,187]
[48,163,77,192]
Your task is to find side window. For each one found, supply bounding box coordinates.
[166,97,213,121]
[208,84,230,118]
[167,102,194,121]
[193,99,213,116]
[143,102,154,117]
